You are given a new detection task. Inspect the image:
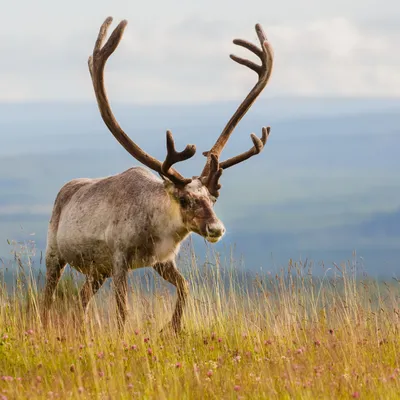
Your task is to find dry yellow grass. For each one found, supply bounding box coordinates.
[0,242,399,399]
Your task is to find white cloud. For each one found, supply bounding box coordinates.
[0,15,399,102]
[268,17,400,97]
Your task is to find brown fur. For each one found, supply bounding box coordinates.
[42,167,225,333]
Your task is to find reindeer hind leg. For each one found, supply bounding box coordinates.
[80,273,107,312]
[42,249,66,328]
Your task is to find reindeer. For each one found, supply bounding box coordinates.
[42,16,274,333]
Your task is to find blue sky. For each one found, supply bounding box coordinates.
[1,0,400,103]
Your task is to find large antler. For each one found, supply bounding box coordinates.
[88,17,196,186]
[201,24,274,197]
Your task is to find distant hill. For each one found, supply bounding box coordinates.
[1,97,399,276]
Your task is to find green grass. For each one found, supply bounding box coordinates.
[0,242,399,399]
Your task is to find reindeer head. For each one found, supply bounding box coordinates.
[162,177,223,242]
[88,17,274,243]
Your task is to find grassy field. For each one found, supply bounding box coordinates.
[0,242,399,399]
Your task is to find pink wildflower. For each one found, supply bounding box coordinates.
[234,385,241,391]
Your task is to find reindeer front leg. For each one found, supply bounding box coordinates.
[112,253,128,333]
[153,260,189,334]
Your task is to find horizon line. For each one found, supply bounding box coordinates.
[1,96,400,107]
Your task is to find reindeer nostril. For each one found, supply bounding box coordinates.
[207,225,225,238]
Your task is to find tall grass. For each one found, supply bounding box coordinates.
[0,240,399,399]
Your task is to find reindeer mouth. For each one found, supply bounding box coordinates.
[194,228,224,243]
[204,226,225,243]
[206,235,222,244]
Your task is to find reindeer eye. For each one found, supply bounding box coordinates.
[179,197,190,208]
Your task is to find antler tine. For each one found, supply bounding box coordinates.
[201,23,274,179]
[89,17,195,186]
[219,126,270,169]
[201,127,269,197]
[162,131,196,184]
[88,17,127,79]
[230,39,263,75]
[201,154,223,199]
